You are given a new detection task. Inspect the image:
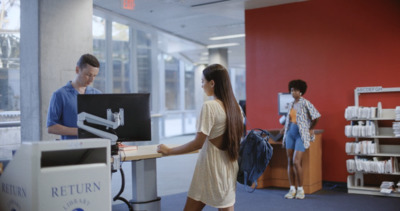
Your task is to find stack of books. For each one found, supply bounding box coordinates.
[380,181,395,194]
[346,157,398,174]
[395,106,400,121]
[345,141,376,154]
[393,122,400,137]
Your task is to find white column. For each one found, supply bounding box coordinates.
[206,48,229,102]
[20,0,94,141]
[208,48,228,68]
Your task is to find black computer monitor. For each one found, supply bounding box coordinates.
[77,93,151,143]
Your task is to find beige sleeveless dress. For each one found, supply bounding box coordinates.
[187,100,238,208]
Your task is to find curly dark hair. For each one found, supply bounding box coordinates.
[288,79,307,95]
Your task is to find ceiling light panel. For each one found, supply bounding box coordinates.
[209,34,245,40]
[207,43,239,49]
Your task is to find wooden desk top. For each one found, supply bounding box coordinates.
[120,144,198,161]
[120,145,162,161]
[119,129,324,161]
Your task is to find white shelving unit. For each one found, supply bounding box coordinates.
[345,86,400,197]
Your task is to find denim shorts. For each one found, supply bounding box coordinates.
[285,123,305,152]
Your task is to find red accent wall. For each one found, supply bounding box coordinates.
[245,0,400,182]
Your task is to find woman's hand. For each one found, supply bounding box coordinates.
[309,129,315,136]
[157,144,170,155]
[280,127,286,148]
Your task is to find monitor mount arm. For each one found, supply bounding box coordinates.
[77,108,124,145]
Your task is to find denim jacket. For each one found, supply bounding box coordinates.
[283,97,321,149]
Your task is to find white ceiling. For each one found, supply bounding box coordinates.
[93,0,303,68]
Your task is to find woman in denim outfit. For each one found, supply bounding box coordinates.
[281,79,321,199]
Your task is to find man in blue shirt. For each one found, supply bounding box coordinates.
[47,54,102,139]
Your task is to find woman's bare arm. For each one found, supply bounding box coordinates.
[157,132,207,155]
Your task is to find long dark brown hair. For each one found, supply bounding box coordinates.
[203,64,243,161]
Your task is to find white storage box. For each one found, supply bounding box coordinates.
[0,139,111,211]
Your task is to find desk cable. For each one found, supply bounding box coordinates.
[121,149,127,162]
[113,153,134,211]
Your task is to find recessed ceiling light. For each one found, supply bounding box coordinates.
[209,34,245,40]
[207,43,239,49]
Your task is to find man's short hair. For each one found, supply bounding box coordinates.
[77,53,100,69]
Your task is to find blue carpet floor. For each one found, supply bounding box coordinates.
[112,184,400,211]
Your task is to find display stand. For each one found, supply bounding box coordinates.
[130,158,161,210]
[120,144,198,211]
[345,86,400,197]
[120,145,169,211]
[0,139,111,211]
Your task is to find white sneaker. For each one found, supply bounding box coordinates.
[296,189,305,199]
[284,189,296,199]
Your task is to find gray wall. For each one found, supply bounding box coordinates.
[21,0,93,141]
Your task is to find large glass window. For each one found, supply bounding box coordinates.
[136,30,152,94]
[164,55,180,110]
[183,112,196,134]
[91,12,240,139]
[234,68,246,101]
[184,64,195,110]
[92,15,106,92]
[183,64,196,134]
[112,22,130,93]
[0,0,20,123]
[164,113,183,137]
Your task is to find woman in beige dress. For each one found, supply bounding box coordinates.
[157,64,244,211]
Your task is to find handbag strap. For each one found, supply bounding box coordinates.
[250,128,270,140]
[244,171,257,193]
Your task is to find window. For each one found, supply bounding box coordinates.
[164,55,180,111]
[91,11,242,139]
[0,0,20,123]
[234,67,246,101]
[92,15,106,92]
[184,64,195,110]
[136,30,152,94]
[112,22,130,93]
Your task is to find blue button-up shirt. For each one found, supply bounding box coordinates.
[47,81,101,140]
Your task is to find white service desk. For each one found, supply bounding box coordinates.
[119,145,197,211]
